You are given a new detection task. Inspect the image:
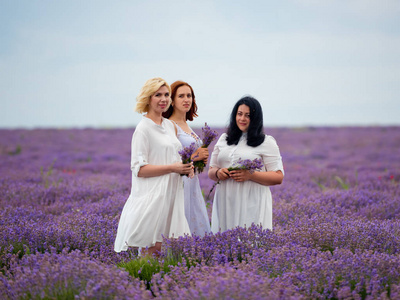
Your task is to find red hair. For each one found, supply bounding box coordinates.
[163,81,198,121]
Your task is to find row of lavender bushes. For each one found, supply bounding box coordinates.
[1,127,399,299]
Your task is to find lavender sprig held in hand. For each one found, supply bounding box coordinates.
[228,158,264,174]
[208,158,264,198]
[178,142,197,176]
[193,123,219,174]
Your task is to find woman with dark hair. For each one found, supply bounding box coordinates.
[163,80,211,236]
[208,96,284,232]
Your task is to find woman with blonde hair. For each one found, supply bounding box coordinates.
[114,77,192,256]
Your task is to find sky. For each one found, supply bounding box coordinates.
[1,0,399,129]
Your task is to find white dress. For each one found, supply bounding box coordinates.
[210,132,284,232]
[174,122,211,236]
[114,117,191,252]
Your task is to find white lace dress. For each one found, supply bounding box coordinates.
[174,122,211,236]
[210,132,284,232]
[114,117,190,252]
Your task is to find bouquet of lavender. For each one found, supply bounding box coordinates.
[179,142,197,164]
[193,123,219,174]
[207,158,264,199]
[178,142,197,176]
[228,158,264,173]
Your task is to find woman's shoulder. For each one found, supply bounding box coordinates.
[216,133,228,144]
[133,118,148,133]
[264,134,277,143]
[219,132,227,139]
[261,134,279,148]
[212,133,228,149]
[163,118,176,132]
[133,117,159,137]
[163,117,173,125]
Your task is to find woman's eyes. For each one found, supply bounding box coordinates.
[178,94,192,98]
[238,112,250,118]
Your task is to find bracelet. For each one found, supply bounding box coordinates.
[215,168,221,180]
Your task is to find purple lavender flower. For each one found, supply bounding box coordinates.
[228,158,264,173]
[1,127,400,299]
[201,122,218,148]
[178,142,197,164]
[178,142,197,177]
[193,123,219,174]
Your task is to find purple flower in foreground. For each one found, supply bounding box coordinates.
[0,250,151,299]
[228,158,264,174]
[194,123,219,174]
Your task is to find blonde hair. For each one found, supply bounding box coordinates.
[135,77,171,113]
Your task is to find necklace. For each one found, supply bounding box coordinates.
[174,120,201,143]
[189,131,201,143]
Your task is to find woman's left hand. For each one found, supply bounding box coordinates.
[191,148,209,164]
[229,169,251,182]
[188,167,195,179]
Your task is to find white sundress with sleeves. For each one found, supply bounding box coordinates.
[173,122,211,237]
[210,132,284,233]
[114,116,191,252]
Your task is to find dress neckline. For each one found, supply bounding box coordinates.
[173,121,201,143]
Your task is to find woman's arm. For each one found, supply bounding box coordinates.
[229,135,284,185]
[208,166,230,182]
[229,169,283,186]
[138,162,193,177]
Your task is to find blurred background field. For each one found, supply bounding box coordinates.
[1,126,400,298]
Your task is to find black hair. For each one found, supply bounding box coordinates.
[226,96,265,147]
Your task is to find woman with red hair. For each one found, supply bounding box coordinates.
[163,80,211,236]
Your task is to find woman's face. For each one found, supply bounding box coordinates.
[172,85,193,114]
[149,85,170,114]
[236,104,250,132]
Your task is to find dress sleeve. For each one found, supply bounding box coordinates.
[261,135,284,175]
[210,133,226,168]
[130,129,149,177]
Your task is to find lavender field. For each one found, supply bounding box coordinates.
[1,126,400,299]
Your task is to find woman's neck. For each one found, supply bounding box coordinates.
[146,110,163,125]
[169,110,187,126]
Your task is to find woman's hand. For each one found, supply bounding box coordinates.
[172,162,193,175]
[188,167,195,179]
[191,147,209,164]
[208,166,229,182]
[229,169,251,182]
[216,168,230,181]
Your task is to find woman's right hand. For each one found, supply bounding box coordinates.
[216,168,230,181]
[172,162,193,175]
[191,147,209,164]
